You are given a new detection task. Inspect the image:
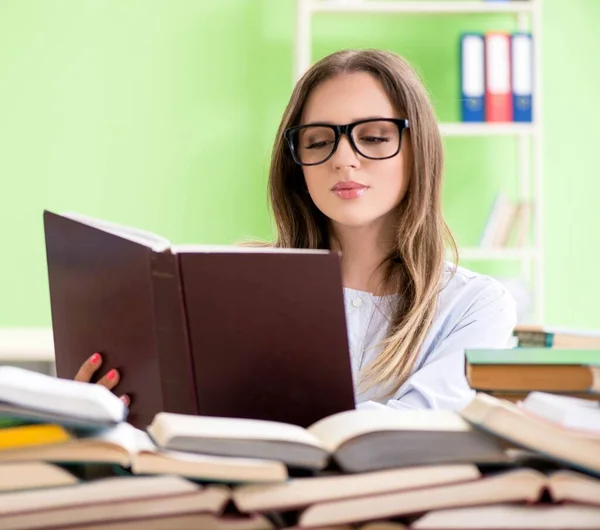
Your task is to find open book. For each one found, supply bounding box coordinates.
[460,392,600,475]
[44,210,355,429]
[147,408,507,472]
[232,464,480,513]
[0,366,126,428]
[286,469,600,528]
[413,503,600,530]
[294,469,546,528]
[0,422,287,484]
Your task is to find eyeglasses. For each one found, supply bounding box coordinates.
[284,118,409,166]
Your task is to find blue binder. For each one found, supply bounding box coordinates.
[460,33,485,122]
[511,32,533,122]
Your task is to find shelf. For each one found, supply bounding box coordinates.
[310,0,535,15]
[455,247,536,261]
[439,122,535,136]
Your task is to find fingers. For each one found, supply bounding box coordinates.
[119,395,130,407]
[96,368,121,391]
[74,352,103,383]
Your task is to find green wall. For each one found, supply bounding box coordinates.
[0,0,598,328]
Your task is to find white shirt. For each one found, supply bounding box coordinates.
[343,262,517,411]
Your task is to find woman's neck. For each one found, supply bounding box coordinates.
[331,218,397,296]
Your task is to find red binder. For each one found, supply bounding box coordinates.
[485,32,512,122]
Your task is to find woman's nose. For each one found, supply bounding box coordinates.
[330,135,360,170]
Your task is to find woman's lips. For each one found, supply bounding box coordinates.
[332,181,369,200]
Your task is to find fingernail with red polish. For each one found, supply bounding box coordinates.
[107,369,117,381]
[120,395,130,407]
[90,353,101,365]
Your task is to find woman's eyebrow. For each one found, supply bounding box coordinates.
[301,115,393,126]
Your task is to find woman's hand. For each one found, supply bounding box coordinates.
[74,353,130,407]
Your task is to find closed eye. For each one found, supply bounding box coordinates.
[306,140,334,149]
[360,136,390,144]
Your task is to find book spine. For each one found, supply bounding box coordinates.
[485,32,513,122]
[150,251,198,415]
[460,33,485,122]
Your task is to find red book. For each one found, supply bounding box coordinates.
[485,32,513,122]
[43,211,355,429]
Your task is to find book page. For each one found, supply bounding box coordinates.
[307,409,470,453]
[61,212,171,252]
[148,413,324,449]
[173,244,330,254]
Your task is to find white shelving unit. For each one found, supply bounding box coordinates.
[294,0,544,323]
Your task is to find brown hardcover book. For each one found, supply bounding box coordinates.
[465,349,600,393]
[44,211,355,429]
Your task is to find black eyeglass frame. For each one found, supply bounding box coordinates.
[284,118,410,166]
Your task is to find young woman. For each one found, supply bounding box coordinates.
[76,49,516,411]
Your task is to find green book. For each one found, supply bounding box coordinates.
[465,349,600,365]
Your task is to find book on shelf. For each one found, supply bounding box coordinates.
[146,408,507,473]
[44,210,355,429]
[460,31,533,124]
[465,348,600,393]
[479,193,530,250]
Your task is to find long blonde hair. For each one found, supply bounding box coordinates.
[267,49,457,399]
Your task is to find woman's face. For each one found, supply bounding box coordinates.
[299,72,410,230]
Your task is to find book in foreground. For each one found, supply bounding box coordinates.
[412,503,600,529]
[292,469,600,528]
[0,475,229,530]
[294,469,545,528]
[460,392,600,474]
[0,462,78,492]
[147,408,506,472]
[0,366,126,428]
[232,464,480,513]
[66,513,277,530]
[44,210,355,429]
[0,422,287,484]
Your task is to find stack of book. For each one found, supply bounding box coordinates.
[1,366,600,529]
[466,347,600,403]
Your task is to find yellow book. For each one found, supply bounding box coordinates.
[0,424,71,450]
